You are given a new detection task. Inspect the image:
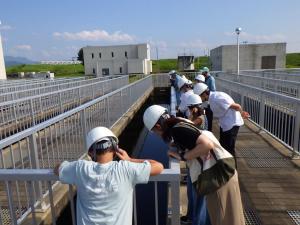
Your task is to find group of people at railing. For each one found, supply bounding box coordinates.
[54,68,250,225]
[156,67,250,225]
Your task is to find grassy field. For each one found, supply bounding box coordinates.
[286,53,300,68]
[5,53,300,78]
[6,64,85,78]
[151,56,210,73]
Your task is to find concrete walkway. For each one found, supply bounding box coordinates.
[217,121,300,225]
[179,120,300,225]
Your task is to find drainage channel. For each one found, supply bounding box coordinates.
[56,87,170,225]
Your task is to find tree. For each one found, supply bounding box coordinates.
[77,48,84,65]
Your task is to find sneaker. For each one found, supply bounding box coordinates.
[180,215,192,224]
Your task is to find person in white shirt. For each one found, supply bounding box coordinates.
[54,126,164,225]
[177,76,194,118]
[194,83,250,160]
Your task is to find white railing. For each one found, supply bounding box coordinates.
[240,68,300,81]
[0,77,86,93]
[213,72,300,98]
[0,75,180,225]
[0,76,122,102]
[0,158,180,225]
[215,76,300,156]
[0,76,129,139]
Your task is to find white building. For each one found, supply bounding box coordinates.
[0,35,6,80]
[83,43,152,76]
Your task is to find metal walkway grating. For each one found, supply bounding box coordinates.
[236,146,292,168]
[287,210,300,225]
[236,146,283,159]
[246,158,291,168]
[244,208,262,225]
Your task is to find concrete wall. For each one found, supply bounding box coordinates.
[83,43,152,76]
[0,35,7,80]
[210,47,222,71]
[210,43,286,72]
[178,56,195,71]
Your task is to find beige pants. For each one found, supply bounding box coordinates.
[206,171,245,225]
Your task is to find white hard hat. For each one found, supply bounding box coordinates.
[193,83,209,95]
[143,105,168,131]
[168,70,176,75]
[177,77,188,89]
[187,79,193,85]
[195,74,205,82]
[86,127,118,151]
[186,94,202,106]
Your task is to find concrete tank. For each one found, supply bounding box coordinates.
[178,55,195,71]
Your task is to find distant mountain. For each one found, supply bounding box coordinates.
[4,56,38,67]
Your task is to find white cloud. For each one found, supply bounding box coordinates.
[0,25,12,31]
[15,45,32,51]
[224,31,286,43]
[53,29,135,42]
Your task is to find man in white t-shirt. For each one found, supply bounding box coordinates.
[195,83,250,159]
[54,127,164,225]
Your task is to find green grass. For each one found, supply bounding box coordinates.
[152,59,177,73]
[152,56,211,73]
[286,53,300,68]
[6,64,85,78]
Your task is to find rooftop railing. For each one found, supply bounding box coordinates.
[0,76,129,139]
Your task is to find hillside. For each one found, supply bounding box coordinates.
[4,56,37,67]
[286,53,300,68]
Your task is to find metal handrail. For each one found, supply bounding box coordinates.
[0,76,129,139]
[213,72,300,98]
[215,76,300,156]
[0,76,121,102]
[0,77,86,93]
[0,157,180,225]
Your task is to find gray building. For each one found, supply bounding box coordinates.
[210,43,286,72]
[83,43,152,76]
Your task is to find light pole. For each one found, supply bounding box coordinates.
[235,27,242,75]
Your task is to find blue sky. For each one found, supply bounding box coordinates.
[0,0,300,61]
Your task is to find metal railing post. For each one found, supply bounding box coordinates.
[170,181,180,225]
[292,104,300,158]
[80,109,88,149]
[28,134,45,209]
[259,93,265,130]
[59,92,63,113]
[30,99,36,126]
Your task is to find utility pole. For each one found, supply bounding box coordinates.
[156,46,159,73]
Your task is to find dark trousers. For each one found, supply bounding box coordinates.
[219,126,240,158]
[205,106,213,132]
